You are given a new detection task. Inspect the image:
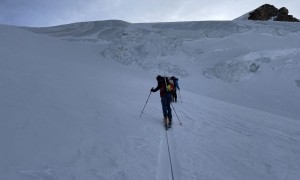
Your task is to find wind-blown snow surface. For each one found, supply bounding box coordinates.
[1,20,300,180]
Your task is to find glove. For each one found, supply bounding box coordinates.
[150,87,154,92]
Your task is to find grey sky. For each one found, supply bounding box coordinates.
[0,0,299,27]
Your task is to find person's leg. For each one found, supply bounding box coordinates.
[161,97,167,118]
[166,94,172,124]
[170,92,174,102]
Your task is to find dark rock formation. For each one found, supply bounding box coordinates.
[275,7,299,22]
[248,4,299,22]
[248,4,278,21]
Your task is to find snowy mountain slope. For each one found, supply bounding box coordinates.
[0,24,158,180]
[1,19,300,180]
[171,91,300,180]
[25,20,300,120]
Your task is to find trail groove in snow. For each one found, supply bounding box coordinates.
[165,130,175,180]
[167,128,182,180]
[156,129,172,180]
[156,124,181,180]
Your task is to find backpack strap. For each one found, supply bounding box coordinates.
[164,76,168,92]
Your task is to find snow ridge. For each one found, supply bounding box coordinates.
[25,20,300,78]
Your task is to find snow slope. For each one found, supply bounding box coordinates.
[1,19,300,180]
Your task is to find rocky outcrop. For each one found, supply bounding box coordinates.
[248,4,299,22]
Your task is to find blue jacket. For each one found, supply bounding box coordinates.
[174,79,180,90]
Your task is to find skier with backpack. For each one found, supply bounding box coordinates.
[151,75,174,128]
[171,76,180,103]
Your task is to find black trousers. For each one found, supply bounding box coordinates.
[172,90,177,102]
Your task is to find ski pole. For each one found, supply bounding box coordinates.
[140,91,152,118]
[171,103,182,126]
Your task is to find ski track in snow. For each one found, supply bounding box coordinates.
[156,123,180,180]
[156,130,171,180]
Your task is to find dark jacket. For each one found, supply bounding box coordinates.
[152,77,168,97]
[174,79,180,90]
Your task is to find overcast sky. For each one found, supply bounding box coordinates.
[0,0,299,27]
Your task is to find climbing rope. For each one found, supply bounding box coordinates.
[165,130,175,180]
